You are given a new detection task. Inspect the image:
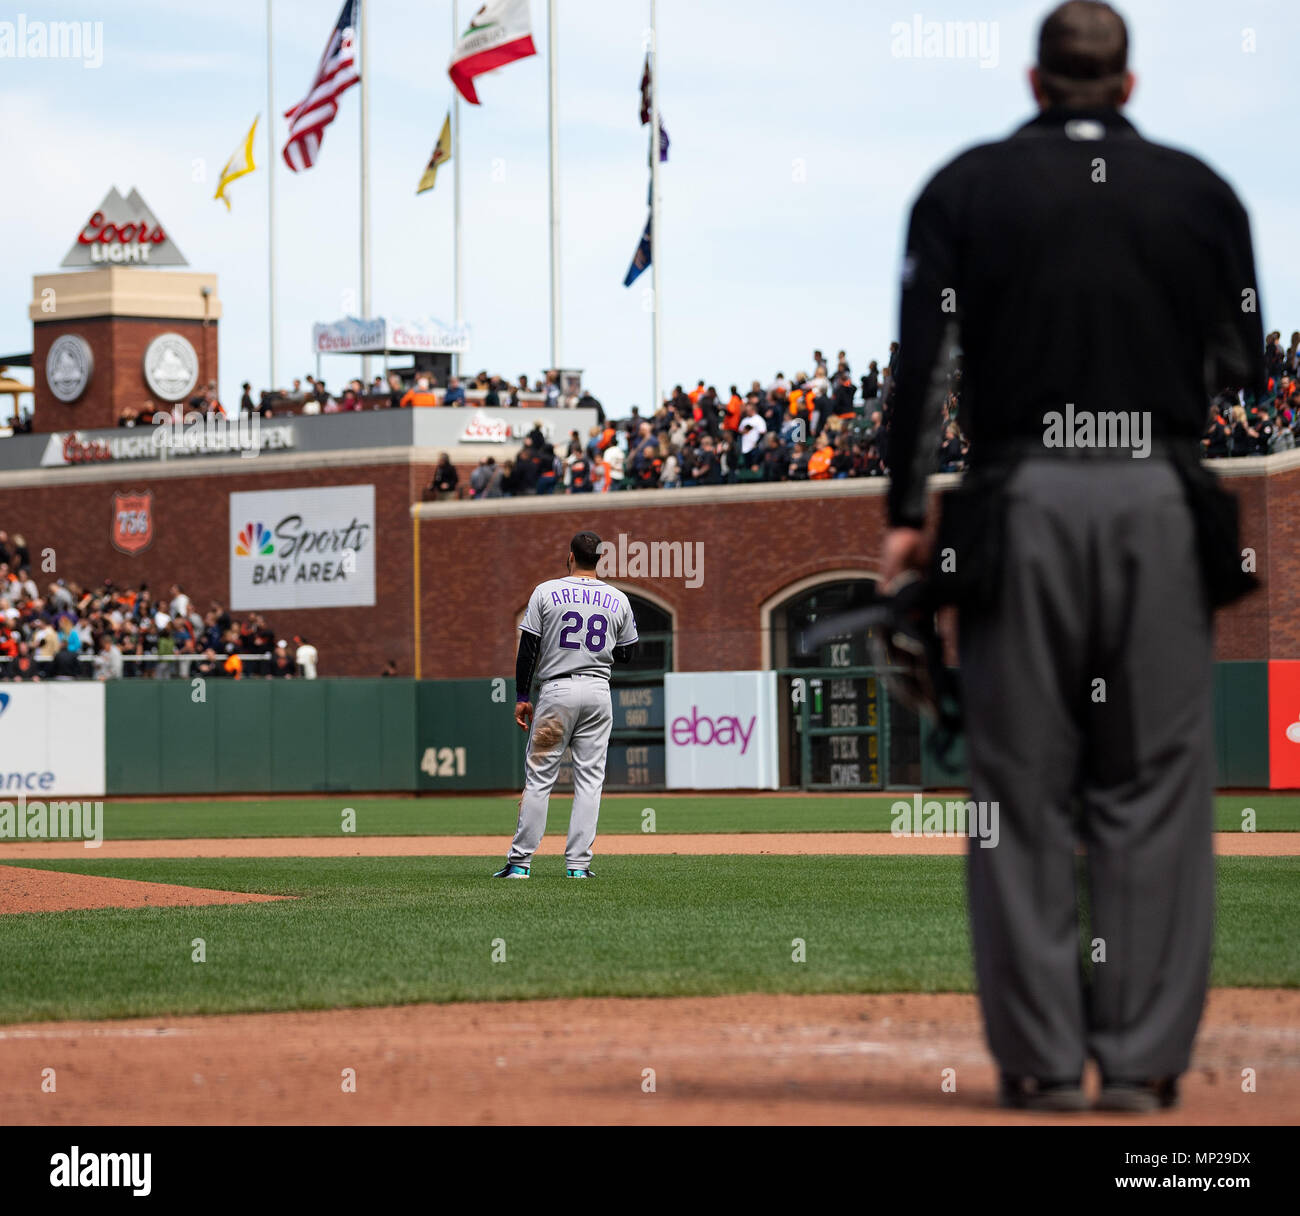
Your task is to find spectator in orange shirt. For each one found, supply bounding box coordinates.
[807,433,835,479]
[723,386,744,433]
[401,376,439,408]
[203,383,227,418]
[688,380,705,405]
[223,651,243,679]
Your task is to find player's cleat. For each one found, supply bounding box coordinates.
[1096,1076,1180,1112]
[997,1073,1088,1112]
[565,867,594,878]
[492,863,530,879]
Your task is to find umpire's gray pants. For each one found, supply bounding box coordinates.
[508,675,613,870]
[960,458,1215,1083]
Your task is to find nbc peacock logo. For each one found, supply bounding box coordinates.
[235,522,274,558]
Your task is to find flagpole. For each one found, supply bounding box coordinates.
[266,0,277,397]
[452,0,462,380]
[359,0,372,385]
[649,0,662,417]
[547,0,562,375]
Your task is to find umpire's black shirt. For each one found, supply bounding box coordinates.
[887,106,1265,528]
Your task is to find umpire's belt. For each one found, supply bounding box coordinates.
[974,436,1200,463]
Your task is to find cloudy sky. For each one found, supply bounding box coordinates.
[1,0,1296,414]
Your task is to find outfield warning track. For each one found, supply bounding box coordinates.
[0,831,1295,859]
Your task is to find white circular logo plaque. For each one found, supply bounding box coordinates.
[143,332,199,401]
[45,335,94,402]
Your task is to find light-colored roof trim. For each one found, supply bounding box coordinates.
[0,445,458,489]
[411,474,932,519]
[1209,447,1300,478]
[410,450,1300,519]
[2,438,1294,496]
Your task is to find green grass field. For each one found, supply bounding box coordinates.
[0,792,1294,841]
[1,793,1295,1025]
[1,855,1297,1024]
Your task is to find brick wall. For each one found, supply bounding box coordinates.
[1,451,1296,679]
[32,315,218,433]
[0,456,412,677]
[414,462,1300,678]
[415,486,891,679]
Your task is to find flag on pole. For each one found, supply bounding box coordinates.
[417,112,453,194]
[282,0,360,172]
[214,116,259,210]
[624,211,652,287]
[639,54,669,163]
[449,0,537,105]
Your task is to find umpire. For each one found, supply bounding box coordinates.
[881,1,1264,1112]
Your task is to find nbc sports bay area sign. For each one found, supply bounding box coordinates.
[143,333,199,401]
[229,484,375,610]
[45,334,94,402]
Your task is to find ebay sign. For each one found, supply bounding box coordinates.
[665,672,778,789]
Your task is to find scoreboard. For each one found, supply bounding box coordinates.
[806,674,882,788]
[555,741,665,789]
[611,684,663,731]
[555,681,666,789]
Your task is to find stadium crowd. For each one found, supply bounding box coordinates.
[453,346,921,497]
[446,330,1300,498]
[106,370,592,428]
[20,332,1297,496]
[0,545,321,682]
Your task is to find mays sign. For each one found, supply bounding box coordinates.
[229,484,375,610]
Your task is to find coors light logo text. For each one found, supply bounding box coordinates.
[77,210,168,263]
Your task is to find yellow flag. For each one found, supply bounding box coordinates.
[214,116,259,211]
[417,112,452,194]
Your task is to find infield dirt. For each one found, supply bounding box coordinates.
[3,835,1295,1126]
[0,864,291,915]
[2,989,1296,1125]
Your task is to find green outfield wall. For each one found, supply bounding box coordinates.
[921,661,1271,789]
[105,679,421,795]
[101,664,1272,796]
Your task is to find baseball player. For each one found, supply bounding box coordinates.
[493,531,638,879]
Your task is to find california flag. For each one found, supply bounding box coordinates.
[449,0,537,105]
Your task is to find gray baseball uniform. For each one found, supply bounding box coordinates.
[508,577,638,870]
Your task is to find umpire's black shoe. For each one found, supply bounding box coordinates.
[998,1073,1088,1112]
[1096,1076,1180,1112]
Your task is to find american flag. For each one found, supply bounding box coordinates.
[282,0,360,173]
